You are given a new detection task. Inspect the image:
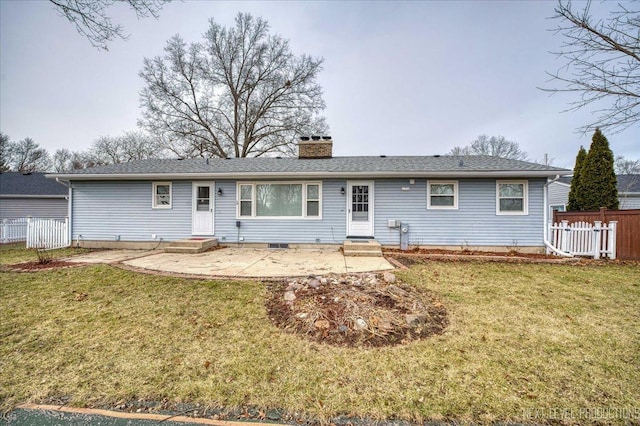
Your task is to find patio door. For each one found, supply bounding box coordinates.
[192,182,215,235]
[346,181,374,237]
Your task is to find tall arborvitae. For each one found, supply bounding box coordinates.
[567,146,587,211]
[579,128,619,211]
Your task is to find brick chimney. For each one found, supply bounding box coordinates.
[298,136,333,159]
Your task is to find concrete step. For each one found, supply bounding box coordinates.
[164,246,208,254]
[343,249,383,257]
[343,240,382,257]
[164,238,218,254]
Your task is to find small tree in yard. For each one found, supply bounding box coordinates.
[579,128,619,211]
[567,146,587,211]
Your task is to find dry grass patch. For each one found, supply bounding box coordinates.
[1,261,639,424]
[0,242,90,265]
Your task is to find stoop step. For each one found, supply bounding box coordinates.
[343,240,383,257]
[164,238,218,254]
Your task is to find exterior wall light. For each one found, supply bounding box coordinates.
[217,188,223,196]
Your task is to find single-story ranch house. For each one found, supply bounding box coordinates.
[49,138,570,252]
[548,174,640,213]
[0,171,68,221]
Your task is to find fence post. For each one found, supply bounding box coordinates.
[561,220,569,253]
[1,219,7,244]
[609,221,617,260]
[64,218,69,247]
[593,221,601,259]
[26,217,32,248]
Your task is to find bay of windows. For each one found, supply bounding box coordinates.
[238,182,321,218]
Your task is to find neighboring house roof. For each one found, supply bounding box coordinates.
[0,172,68,198]
[50,156,570,180]
[617,174,640,194]
[551,174,640,194]
[557,176,572,186]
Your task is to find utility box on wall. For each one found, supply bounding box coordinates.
[400,223,409,251]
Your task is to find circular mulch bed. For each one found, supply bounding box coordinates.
[265,272,448,348]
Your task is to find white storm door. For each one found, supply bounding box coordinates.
[346,181,374,237]
[192,182,215,235]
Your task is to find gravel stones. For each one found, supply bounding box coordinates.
[268,271,448,347]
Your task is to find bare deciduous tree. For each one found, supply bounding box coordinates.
[7,138,52,172]
[86,131,166,165]
[449,135,529,160]
[0,132,10,172]
[615,155,640,175]
[139,13,328,159]
[49,0,169,50]
[541,1,640,134]
[52,148,74,172]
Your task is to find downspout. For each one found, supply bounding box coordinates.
[56,178,73,247]
[544,176,573,257]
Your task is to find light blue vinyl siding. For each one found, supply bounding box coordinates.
[71,178,545,247]
[548,182,570,209]
[72,181,191,241]
[374,179,545,247]
[214,180,346,244]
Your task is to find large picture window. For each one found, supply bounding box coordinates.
[152,182,172,209]
[496,180,528,215]
[237,182,322,218]
[427,180,458,209]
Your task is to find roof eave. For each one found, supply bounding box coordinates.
[50,170,567,181]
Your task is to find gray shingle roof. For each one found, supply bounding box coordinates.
[553,174,640,193]
[616,174,640,193]
[51,155,569,179]
[0,172,68,197]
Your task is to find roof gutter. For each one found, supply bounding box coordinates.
[543,175,573,257]
[56,178,73,245]
[47,170,567,181]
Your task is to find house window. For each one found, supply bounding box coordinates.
[549,204,566,222]
[306,184,320,216]
[496,180,528,215]
[152,182,172,209]
[427,181,458,209]
[239,184,253,217]
[237,182,322,218]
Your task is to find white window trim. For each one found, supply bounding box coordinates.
[427,180,459,210]
[152,182,172,209]
[236,181,323,219]
[496,180,528,215]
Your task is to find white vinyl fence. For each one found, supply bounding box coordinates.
[26,218,70,250]
[548,220,617,259]
[1,218,28,243]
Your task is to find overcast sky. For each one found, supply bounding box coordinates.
[1,0,638,168]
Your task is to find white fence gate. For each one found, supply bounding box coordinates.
[1,218,29,243]
[548,220,617,259]
[26,218,70,250]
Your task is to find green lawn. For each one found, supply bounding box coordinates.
[1,259,638,424]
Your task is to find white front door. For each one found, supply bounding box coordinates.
[192,182,215,235]
[346,181,374,237]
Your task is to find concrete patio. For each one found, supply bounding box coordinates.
[68,247,394,278]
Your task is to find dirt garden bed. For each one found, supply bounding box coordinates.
[266,271,447,348]
[1,260,81,272]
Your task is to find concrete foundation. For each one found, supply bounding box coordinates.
[75,240,545,254]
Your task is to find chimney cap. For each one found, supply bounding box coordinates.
[311,136,321,140]
[300,136,310,141]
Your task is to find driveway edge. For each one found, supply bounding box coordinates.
[15,403,286,426]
